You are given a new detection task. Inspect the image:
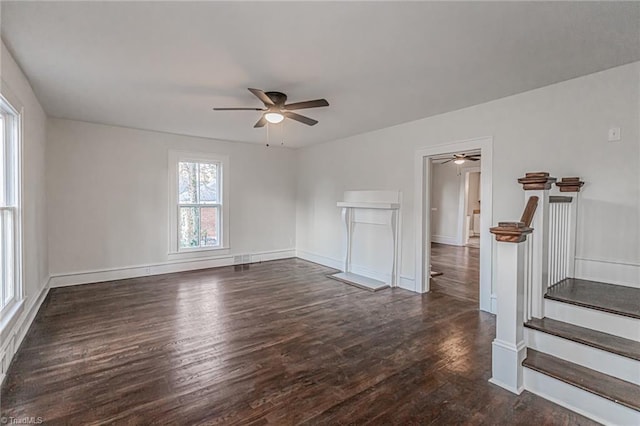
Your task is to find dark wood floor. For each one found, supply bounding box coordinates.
[1,259,595,425]
[430,243,480,303]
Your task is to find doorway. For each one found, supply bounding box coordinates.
[463,168,481,248]
[429,154,481,302]
[414,137,493,313]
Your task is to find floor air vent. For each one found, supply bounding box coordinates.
[233,254,252,265]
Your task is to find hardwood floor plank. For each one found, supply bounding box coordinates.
[1,259,596,424]
[430,243,479,303]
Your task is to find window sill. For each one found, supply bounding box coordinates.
[0,299,25,344]
[168,247,230,260]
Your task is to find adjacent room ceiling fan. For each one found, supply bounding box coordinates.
[213,88,329,128]
[433,153,481,165]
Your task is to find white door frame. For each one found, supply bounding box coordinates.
[414,136,494,313]
[459,166,481,246]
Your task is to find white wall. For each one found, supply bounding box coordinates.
[431,162,482,246]
[468,171,481,216]
[46,119,297,282]
[431,162,461,245]
[296,62,640,291]
[1,41,49,375]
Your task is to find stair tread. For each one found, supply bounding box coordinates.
[523,349,640,412]
[525,317,640,361]
[545,278,640,319]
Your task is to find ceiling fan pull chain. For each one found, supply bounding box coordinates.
[266,121,270,147]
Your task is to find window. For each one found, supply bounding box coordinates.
[0,95,21,317]
[169,152,229,253]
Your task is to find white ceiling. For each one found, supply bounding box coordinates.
[2,1,639,147]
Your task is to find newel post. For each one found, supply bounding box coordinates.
[489,220,534,394]
[517,172,555,318]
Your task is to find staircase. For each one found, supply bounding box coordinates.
[524,278,640,424]
[490,174,640,425]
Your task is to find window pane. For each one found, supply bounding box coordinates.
[179,207,200,248]
[198,162,218,204]
[200,207,219,247]
[0,211,5,309]
[0,209,13,309]
[0,115,5,207]
[178,162,197,203]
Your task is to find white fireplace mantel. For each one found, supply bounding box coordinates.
[329,191,402,291]
[336,201,400,210]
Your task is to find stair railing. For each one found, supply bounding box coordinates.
[517,172,556,319]
[489,172,584,395]
[550,177,584,287]
[548,196,573,286]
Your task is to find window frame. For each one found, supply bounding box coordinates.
[0,90,23,324]
[168,151,230,255]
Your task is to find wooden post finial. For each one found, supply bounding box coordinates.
[517,172,557,190]
[555,177,584,192]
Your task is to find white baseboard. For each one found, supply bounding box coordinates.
[295,249,343,271]
[524,368,640,425]
[431,235,461,246]
[490,338,526,394]
[575,257,639,289]
[398,276,417,292]
[49,249,296,288]
[1,277,50,385]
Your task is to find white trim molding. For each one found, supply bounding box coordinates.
[295,249,343,271]
[296,249,416,292]
[457,165,481,247]
[415,136,494,312]
[431,235,460,246]
[574,256,640,289]
[1,277,50,385]
[168,150,231,256]
[49,249,295,288]
[489,339,526,394]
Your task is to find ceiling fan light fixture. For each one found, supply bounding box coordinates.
[454,159,465,165]
[264,112,284,124]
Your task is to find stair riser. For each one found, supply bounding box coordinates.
[544,300,640,341]
[525,329,640,385]
[524,368,640,425]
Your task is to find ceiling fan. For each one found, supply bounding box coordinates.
[213,88,329,128]
[433,153,481,165]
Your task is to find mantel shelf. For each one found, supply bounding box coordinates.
[337,201,400,210]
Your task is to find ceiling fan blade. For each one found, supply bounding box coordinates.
[284,99,329,111]
[284,111,318,126]
[213,107,264,111]
[248,88,275,106]
[254,116,267,128]
[441,159,454,164]
[468,157,480,161]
